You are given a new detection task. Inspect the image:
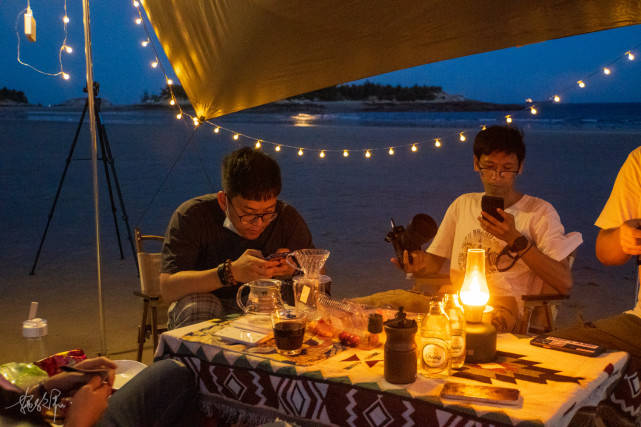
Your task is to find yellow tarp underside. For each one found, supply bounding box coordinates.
[141,0,641,119]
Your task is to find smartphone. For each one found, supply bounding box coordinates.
[481,195,504,222]
[265,251,291,260]
[440,382,520,405]
[530,335,605,357]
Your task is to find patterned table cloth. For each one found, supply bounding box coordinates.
[155,318,628,426]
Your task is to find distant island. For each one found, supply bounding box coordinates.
[0,82,524,112]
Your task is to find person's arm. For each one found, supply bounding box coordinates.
[596,222,641,265]
[480,209,572,294]
[391,250,446,276]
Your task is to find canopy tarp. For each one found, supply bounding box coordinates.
[141,0,641,119]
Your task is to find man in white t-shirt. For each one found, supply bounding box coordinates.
[394,126,582,330]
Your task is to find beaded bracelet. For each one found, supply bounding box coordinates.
[217,259,236,287]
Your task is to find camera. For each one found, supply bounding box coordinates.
[385,214,437,268]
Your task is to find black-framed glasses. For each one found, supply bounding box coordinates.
[227,198,278,225]
[478,167,519,179]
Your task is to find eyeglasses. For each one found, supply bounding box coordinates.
[227,198,278,225]
[478,167,519,179]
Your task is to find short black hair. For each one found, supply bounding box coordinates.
[473,125,525,165]
[221,147,282,200]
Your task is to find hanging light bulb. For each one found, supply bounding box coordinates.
[481,125,487,130]
[151,60,158,68]
[553,95,561,103]
[627,51,635,61]
[63,45,73,54]
[135,17,142,25]
[141,40,150,47]
[169,99,175,106]
[255,140,262,149]
[388,147,395,155]
[459,132,466,142]
[298,148,304,156]
[530,106,538,115]
[319,150,326,158]
[275,145,281,152]
[505,115,512,124]
[133,0,140,7]
[233,133,239,141]
[343,150,349,157]
[176,112,182,119]
[525,98,533,103]
[62,72,70,80]
[577,80,586,88]
[62,15,70,24]
[434,139,442,148]
[213,127,220,134]
[365,150,371,158]
[166,78,173,85]
[411,144,418,152]
[192,117,200,126]
[603,67,611,75]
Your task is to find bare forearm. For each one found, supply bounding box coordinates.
[520,247,572,294]
[160,270,222,303]
[413,252,446,277]
[596,228,631,266]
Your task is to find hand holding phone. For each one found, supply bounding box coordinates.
[481,195,504,222]
[265,251,291,261]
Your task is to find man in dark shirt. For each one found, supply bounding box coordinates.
[160,147,313,329]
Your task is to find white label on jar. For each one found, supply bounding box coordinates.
[451,335,465,357]
[299,285,310,304]
[422,343,448,369]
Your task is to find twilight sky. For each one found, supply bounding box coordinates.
[2,1,641,106]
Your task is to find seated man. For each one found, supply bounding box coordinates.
[160,147,313,329]
[394,125,582,330]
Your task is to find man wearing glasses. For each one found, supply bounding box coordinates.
[397,125,582,331]
[160,147,313,329]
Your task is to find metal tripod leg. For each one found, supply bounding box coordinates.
[30,101,89,275]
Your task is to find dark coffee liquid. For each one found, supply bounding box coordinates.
[273,321,305,350]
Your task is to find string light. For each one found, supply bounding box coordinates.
[151,60,158,68]
[62,15,70,24]
[63,45,73,54]
[434,139,442,148]
[388,147,395,155]
[135,17,142,25]
[553,95,561,103]
[192,117,199,126]
[169,99,175,105]
[627,51,635,61]
[365,150,372,158]
[141,39,150,47]
[319,150,326,158]
[233,133,239,141]
[213,127,220,134]
[481,125,487,130]
[411,144,418,152]
[176,113,182,119]
[577,80,586,88]
[255,140,262,149]
[530,106,538,115]
[343,150,349,157]
[133,0,140,7]
[166,78,173,85]
[505,115,512,124]
[603,67,611,75]
[62,72,70,80]
[298,148,304,156]
[459,132,466,142]
[525,98,533,103]
[275,145,281,152]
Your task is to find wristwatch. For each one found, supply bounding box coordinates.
[509,235,529,254]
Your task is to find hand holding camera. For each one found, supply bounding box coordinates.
[385,214,437,271]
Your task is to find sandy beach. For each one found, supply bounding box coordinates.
[1,109,640,364]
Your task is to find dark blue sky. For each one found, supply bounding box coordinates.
[3,1,641,106]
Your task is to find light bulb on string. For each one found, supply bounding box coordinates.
[63,45,73,54]
[343,150,349,157]
[434,139,442,148]
[298,148,304,156]
[176,113,182,120]
[233,133,239,141]
[255,140,262,149]
[319,150,326,158]
[213,127,220,134]
[133,0,140,7]
[603,67,611,75]
[365,150,371,158]
[62,73,70,80]
[577,80,586,88]
[169,99,175,106]
[141,40,150,47]
[505,115,512,124]
[411,144,417,152]
[151,60,158,68]
[135,17,142,25]
[166,79,173,85]
[275,145,281,152]
[481,125,487,130]
[627,51,635,61]
[388,147,395,155]
[530,106,538,115]
[553,95,561,103]
[62,15,70,24]
[459,132,466,142]
[525,98,533,103]
[192,117,199,126]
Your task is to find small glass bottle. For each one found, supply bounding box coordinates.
[443,293,466,368]
[419,297,451,376]
[362,313,383,349]
[23,318,48,363]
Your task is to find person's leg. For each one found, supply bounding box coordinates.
[167,293,224,329]
[97,359,200,427]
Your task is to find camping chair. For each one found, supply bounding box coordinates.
[134,228,167,361]
[517,251,576,335]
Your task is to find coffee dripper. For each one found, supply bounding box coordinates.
[286,249,330,311]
